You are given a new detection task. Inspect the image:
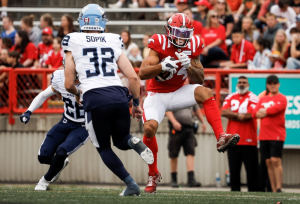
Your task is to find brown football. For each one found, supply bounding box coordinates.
[187,58,204,84]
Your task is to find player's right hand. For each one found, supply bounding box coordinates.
[132,105,143,122]
[161,56,180,74]
[20,110,32,124]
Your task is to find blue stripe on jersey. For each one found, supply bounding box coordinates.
[83,86,132,111]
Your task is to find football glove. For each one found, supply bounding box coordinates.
[161,56,180,75]
[20,110,32,124]
[175,52,191,68]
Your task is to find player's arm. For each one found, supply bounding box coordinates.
[117,51,143,121]
[64,51,81,104]
[186,55,204,84]
[139,49,162,80]
[19,86,58,124]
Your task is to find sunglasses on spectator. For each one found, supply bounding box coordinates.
[218,1,226,4]
[211,15,219,18]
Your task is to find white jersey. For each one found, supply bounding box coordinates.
[51,70,85,123]
[62,32,124,94]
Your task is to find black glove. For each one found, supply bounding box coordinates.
[20,110,32,124]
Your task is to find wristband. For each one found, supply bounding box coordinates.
[26,110,32,115]
[76,88,81,96]
[133,98,139,106]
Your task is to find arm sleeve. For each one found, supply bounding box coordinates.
[247,93,259,114]
[148,34,162,53]
[266,96,287,116]
[112,34,124,61]
[61,34,73,53]
[27,86,56,112]
[246,44,256,61]
[222,95,231,110]
[193,35,205,57]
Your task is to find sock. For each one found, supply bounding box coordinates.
[143,136,158,174]
[97,146,129,180]
[202,97,224,139]
[44,148,67,181]
[171,172,177,182]
[124,175,136,186]
[117,1,123,7]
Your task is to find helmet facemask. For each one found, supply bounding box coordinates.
[166,25,194,48]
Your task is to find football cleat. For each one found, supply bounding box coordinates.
[51,158,70,182]
[119,184,141,196]
[129,137,154,165]
[217,133,240,153]
[144,172,162,193]
[108,2,122,8]
[35,177,50,191]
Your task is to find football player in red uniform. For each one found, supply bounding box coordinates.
[139,13,240,193]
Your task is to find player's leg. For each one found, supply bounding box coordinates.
[183,129,200,187]
[227,146,243,191]
[143,92,168,193]
[35,119,71,190]
[193,85,240,152]
[44,124,89,183]
[242,146,259,192]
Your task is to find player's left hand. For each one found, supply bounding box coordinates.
[20,110,32,124]
[175,52,191,68]
[132,105,143,122]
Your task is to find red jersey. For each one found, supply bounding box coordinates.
[11,42,37,65]
[222,91,259,146]
[45,49,64,68]
[230,39,256,64]
[37,42,53,67]
[147,34,204,93]
[253,93,287,141]
[201,25,227,55]
[193,20,203,36]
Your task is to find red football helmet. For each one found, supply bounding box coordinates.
[166,13,194,48]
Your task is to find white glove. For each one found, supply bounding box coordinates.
[161,56,180,75]
[175,52,191,68]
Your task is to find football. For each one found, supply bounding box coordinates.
[155,57,177,82]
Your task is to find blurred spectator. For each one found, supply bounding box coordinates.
[209,0,218,8]
[270,0,296,28]
[166,80,206,188]
[286,27,300,69]
[108,0,139,8]
[200,9,228,66]
[219,27,256,68]
[263,13,283,45]
[290,0,300,14]
[1,16,17,45]
[142,33,151,58]
[128,47,143,63]
[285,14,300,41]
[38,14,58,43]
[194,0,212,27]
[255,0,278,30]
[182,7,203,36]
[253,75,287,193]
[57,14,78,39]
[20,15,41,46]
[227,0,243,13]
[7,51,24,68]
[45,37,64,69]
[234,0,259,24]
[35,27,53,68]
[248,37,272,70]
[1,0,7,18]
[175,0,189,13]
[269,29,290,68]
[1,37,12,50]
[222,76,259,192]
[0,48,9,66]
[216,0,234,39]
[11,31,37,67]
[242,16,260,43]
[120,30,138,57]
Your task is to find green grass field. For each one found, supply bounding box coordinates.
[0,185,299,204]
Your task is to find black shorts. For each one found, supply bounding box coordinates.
[168,127,197,158]
[260,140,284,159]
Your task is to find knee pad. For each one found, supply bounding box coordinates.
[38,155,52,164]
[55,148,68,159]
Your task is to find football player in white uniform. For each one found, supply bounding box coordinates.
[63,4,154,196]
[20,69,89,191]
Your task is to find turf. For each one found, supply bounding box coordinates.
[0,186,299,204]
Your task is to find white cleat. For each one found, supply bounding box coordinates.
[35,177,50,191]
[108,2,122,8]
[140,148,154,165]
[51,158,70,182]
[119,190,140,196]
[128,3,139,8]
